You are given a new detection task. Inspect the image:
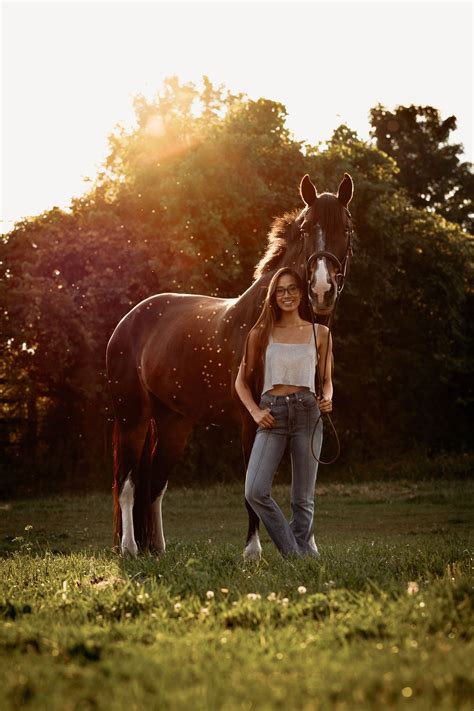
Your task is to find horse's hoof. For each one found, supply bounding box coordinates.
[243,534,262,562]
[151,547,166,558]
[121,542,138,558]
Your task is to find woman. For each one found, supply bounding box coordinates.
[235,267,333,557]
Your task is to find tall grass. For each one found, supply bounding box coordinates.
[1,480,473,710]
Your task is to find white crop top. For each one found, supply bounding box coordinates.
[262,327,317,396]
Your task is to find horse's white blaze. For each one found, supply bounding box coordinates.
[311,258,331,306]
[151,482,168,554]
[119,472,138,557]
[243,531,262,561]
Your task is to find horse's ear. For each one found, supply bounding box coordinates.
[300,175,318,206]
[337,173,354,207]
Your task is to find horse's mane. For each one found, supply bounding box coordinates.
[253,209,301,280]
[253,193,345,281]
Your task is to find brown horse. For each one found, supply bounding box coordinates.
[106,173,354,557]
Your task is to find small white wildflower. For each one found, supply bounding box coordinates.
[298,586,307,595]
[174,602,182,611]
[407,581,419,595]
[220,588,229,594]
[200,607,209,616]
[206,590,215,600]
[24,525,33,532]
[267,592,277,601]
[247,593,258,600]
[281,597,289,606]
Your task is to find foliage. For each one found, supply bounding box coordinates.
[305,126,474,456]
[1,79,472,488]
[370,104,474,232]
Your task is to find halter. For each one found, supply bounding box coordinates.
[301,207,354,296]
[299,207,354,465]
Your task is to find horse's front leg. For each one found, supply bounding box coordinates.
[241,414,262,561]
[244,498,262,561]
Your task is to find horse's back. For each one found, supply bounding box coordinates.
[107,292,242,423]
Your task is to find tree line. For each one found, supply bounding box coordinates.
[1,77,472,494]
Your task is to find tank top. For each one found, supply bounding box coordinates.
[262,326,317,396]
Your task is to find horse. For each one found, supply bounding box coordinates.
[106,173,354,558]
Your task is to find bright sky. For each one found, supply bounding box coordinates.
[1,0,472,233]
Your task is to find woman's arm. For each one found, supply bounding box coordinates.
[317,325,333,412]
[235,331,275,428]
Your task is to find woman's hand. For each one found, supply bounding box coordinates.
[252,407,276,428]
[317,396,332,413]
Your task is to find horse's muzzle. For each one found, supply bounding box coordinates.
[309,284,337,314]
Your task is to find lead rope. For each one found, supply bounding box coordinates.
[305,215,353,464]
[309,287,342,465]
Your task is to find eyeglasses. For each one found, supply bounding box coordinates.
[275,284,300,297]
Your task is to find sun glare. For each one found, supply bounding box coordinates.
[144,115,166,138]
[2,2,472,232]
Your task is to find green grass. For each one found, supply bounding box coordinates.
[1,480,473,710]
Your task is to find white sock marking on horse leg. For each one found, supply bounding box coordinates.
[119,473,138,557]
[307,534,319,556]
[151,482,168,554]
[243,531,262,561]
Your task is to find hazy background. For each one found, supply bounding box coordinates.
[2,0,472,232]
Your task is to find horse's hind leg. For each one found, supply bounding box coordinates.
[150,482,168,555]
[117,419,151,556]
[149,405,194,555]
[119,472,138,557]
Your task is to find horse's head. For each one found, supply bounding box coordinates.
[299,173,354,316]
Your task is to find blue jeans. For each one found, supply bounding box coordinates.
[245,391,323,557]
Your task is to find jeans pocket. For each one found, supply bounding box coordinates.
[298,395,317,410]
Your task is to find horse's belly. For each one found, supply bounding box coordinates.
[141,337,240,424]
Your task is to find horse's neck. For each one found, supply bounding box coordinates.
[222,275,272,361]
[232,276,271,326]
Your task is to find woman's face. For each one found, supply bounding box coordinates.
[274,273,302,314]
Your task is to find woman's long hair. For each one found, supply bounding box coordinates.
[243,267,311,401]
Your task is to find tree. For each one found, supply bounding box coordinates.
[370,105,474,232]
[1,78,310,487]
[308,125,473,455]
[1,85,472,492]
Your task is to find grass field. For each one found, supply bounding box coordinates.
[1,479,473,710]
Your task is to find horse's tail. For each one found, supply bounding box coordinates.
[112,418,158,552]
[112,421,122,547]
[132,419,158,552]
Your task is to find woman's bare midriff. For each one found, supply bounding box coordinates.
[266,385,311,396]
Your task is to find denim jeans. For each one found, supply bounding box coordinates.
[245,390,323,557]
